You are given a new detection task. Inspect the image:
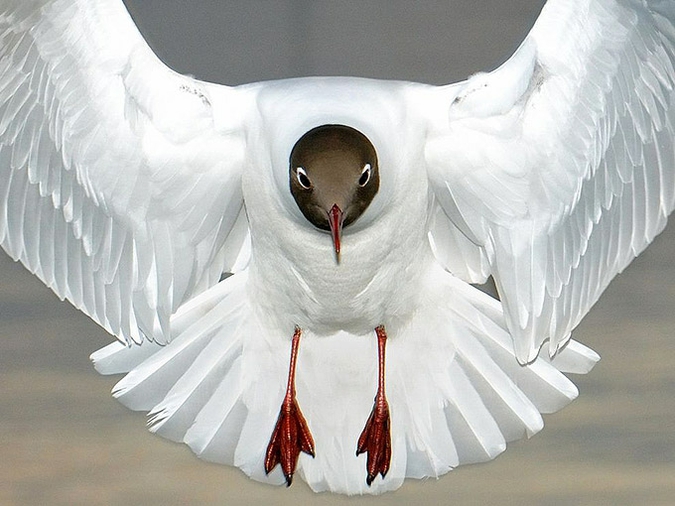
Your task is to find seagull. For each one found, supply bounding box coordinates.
[1,0,674,496]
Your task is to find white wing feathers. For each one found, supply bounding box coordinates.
[0,0,249,344]
[427,0,675,363]
[2,0,671,368]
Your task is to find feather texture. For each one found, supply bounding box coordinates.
[0,0,249,344]
[92,265,598,495]
[426,0,675,362]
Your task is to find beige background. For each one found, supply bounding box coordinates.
[1,1,674,504]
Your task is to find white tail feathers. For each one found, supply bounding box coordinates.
[91,267,598,495]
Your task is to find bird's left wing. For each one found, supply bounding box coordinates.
[425,0,675,363]
[0,0,252,345]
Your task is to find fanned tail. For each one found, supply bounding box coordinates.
[91,266,598,495]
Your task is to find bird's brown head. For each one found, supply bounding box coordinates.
[289,124,379,262]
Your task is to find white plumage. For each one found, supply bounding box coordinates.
[0,0,673,496]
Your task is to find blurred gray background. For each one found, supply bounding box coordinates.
[1,1,674,505]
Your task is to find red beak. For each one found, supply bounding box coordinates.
[328,204,344,263]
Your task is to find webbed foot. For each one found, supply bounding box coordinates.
[265,395,315,486]
[356,396,391,485]
[264,327,314,486]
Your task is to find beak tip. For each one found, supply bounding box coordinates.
[328,204,344,264]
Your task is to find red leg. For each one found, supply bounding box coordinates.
[356,325,391,486]
[265,327,315,486]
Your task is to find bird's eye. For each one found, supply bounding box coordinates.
[358,163,372,187]
[296,167,312,189]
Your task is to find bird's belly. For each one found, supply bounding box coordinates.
[247,221,432,337]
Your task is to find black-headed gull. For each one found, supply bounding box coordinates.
[0,0,673,496]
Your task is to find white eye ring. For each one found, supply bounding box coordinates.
[358,163,372,187]
[296,167,312,189]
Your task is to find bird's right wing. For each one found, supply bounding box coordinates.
[0,0,253,345]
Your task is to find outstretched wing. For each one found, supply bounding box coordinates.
[426,0,675,363]
[0,0,252,345]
